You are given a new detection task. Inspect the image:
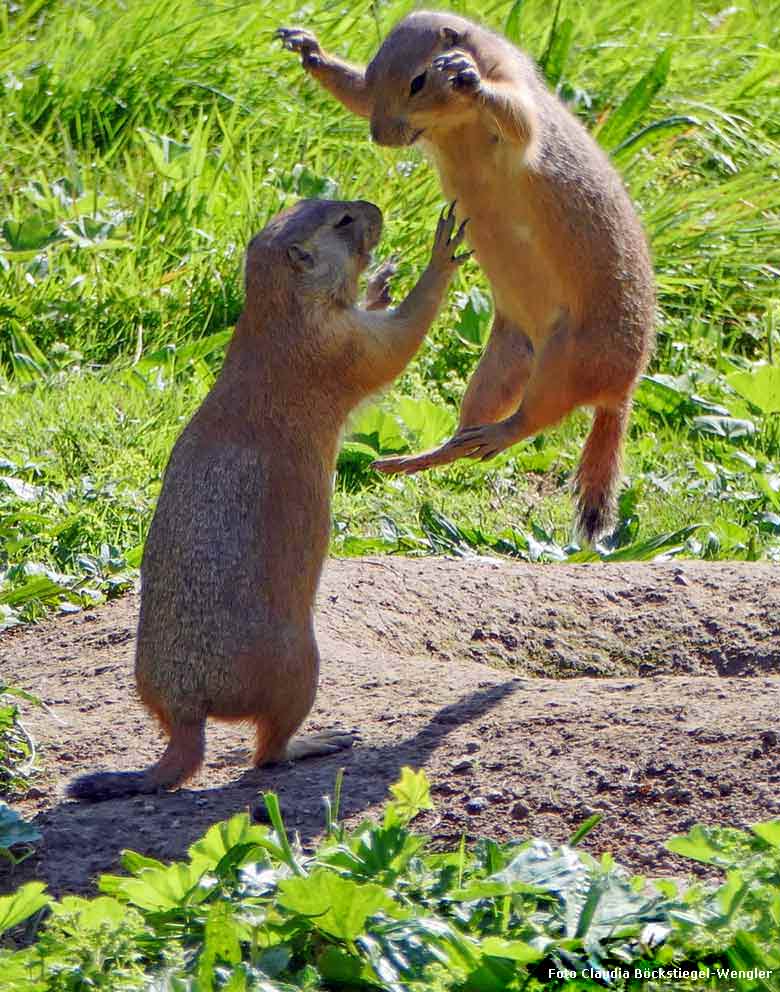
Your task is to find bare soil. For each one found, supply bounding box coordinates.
[1,556,779,898]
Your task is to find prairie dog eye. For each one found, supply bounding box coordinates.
[334,214,354,228]
[409,71,426,96]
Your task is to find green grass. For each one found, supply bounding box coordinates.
[1,0,780,622]
[2,769,780,990]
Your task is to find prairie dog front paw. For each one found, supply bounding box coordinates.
[276,27,323,69]
[432,49,482,94]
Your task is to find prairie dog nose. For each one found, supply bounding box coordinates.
[351,200,383,250]
[354,200,383,237]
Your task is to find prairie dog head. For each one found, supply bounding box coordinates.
[244,198,383,308]
[366,11,477,147]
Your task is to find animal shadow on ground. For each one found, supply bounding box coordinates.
[4,681,521,898]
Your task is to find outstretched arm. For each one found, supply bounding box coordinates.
[276,27,373,119]
[347,205,470,397]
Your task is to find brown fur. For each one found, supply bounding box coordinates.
[68,199,468,801]
[278,13,656,542]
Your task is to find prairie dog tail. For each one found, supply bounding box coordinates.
[573,403,630,545]
[67,720,205,801]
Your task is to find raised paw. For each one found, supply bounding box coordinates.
[363,259,398,310]
[432,49,481,94]
[275,26,323,68]
[429,201,471,273]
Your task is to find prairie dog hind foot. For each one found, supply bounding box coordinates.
[262,730,356,766]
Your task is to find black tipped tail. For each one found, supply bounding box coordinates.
[573,403,630,545]
[67,770,158,802]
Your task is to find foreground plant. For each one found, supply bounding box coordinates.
[1,769,779,990]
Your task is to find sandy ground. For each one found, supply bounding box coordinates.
[1,556,778,898]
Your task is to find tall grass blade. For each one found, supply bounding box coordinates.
[504,0,526,45]
[596,48,673,152]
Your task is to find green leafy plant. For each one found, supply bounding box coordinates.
[2,771,780,989]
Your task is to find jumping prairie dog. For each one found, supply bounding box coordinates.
[68,199,468,801]
[278,12,655,542]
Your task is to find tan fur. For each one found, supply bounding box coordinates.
[68,199,467,801]
[278,13,656,542]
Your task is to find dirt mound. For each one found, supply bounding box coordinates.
[1,557,778,898]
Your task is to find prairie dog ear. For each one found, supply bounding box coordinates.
[287,243,315,271]
[439,26,461,48]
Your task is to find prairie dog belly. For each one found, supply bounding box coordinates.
[465,210,570,343]
[430,137,573,343]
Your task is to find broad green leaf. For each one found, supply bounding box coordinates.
[0,802,41,852]
[480,936,544,963]
[750,819,780,848]
[635,374,688,415]
[188,812,271,871]
[138,127,193,180]
[318,946,368,985]
[453,287,492,348]
[0,574,71,607]
[51,895,128,931]
[170,330,232,367]
[666,825,725,864]
[0,882,48,934]
[492,842,584,895]
[339,440,379,460]
[5,330,51,385]
[1,216,60,251]
[716,871,748,922]
[120,850,167,875]
[732,930,780,970]
[336,534,402,555]
[0,685,40,705]
[396,396,455,450]
[0,477,42,502]
[449,878,544,901]
[324,823,425,879]
[756,474,780,511]
[711,518,749,550]
[277,869,397,940]
[0,951,42,990]
[114,861,210,910]
[419,502,472,555]
[692,415,756,439]
[360,916,479,986]
[199,901,242,989]
[602,524,701,561]
[728,365,780,414]
[387,767,434,825]
[347,405,406,455]
[129,330,231,384]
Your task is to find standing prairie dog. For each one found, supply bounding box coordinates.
[68,199,468,801]
[278,12,655,542]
